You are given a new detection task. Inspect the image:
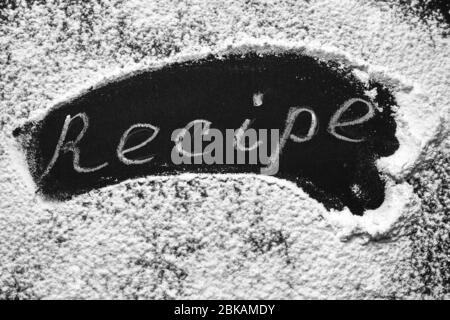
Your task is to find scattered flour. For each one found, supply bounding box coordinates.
[0,0,448,299]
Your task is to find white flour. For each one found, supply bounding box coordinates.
[0,0,448,299]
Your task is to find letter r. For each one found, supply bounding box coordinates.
[41,112,108,179]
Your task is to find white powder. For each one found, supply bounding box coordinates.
[0,0,448,299]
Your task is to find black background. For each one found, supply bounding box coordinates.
[15,53,399,215]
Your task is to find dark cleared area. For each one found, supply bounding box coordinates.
[14,53,399,215]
